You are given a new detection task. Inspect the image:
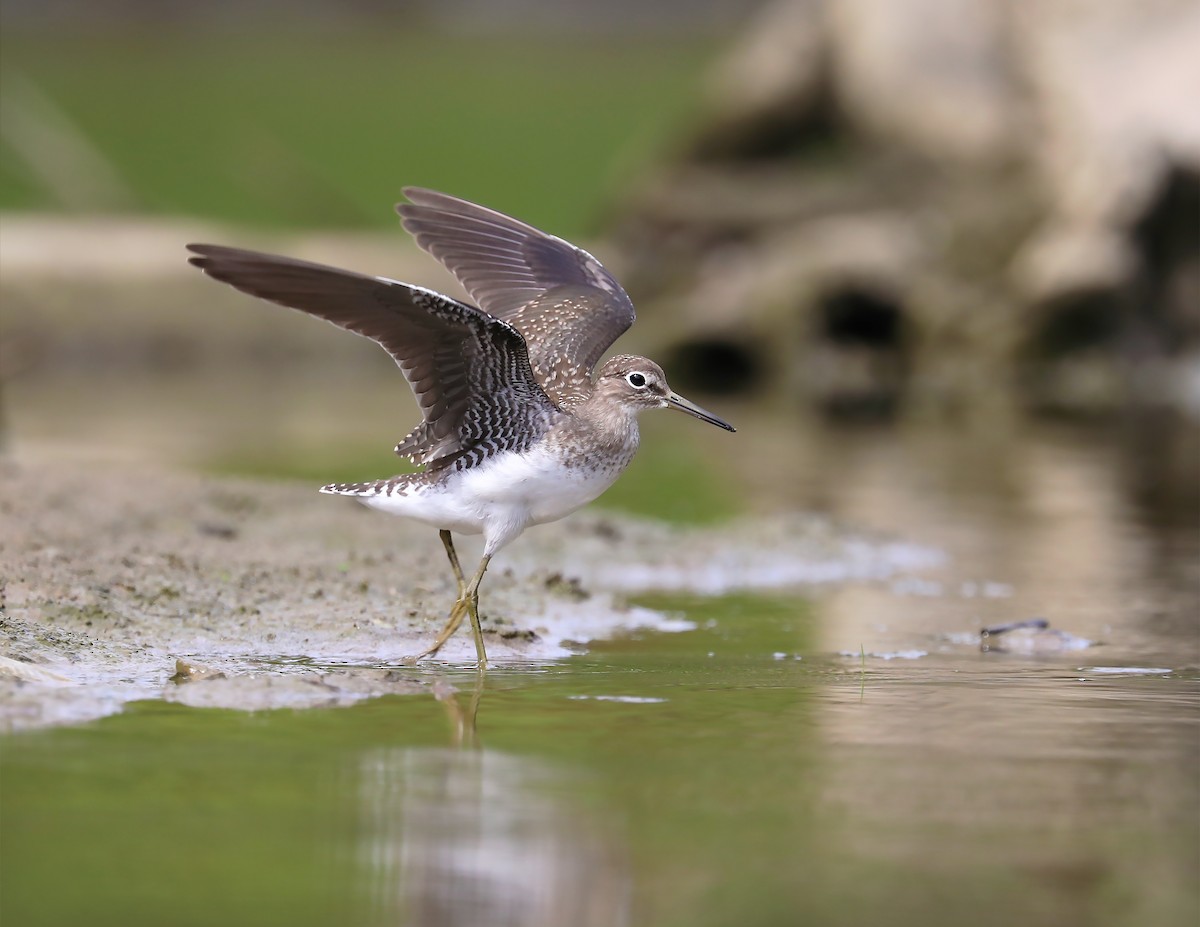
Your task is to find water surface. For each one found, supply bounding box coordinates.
[4,582,1196,927]
[4,359,1198,927]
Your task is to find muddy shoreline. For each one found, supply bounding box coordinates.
[0,455,939,731]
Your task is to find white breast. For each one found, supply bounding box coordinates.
[456,444,625,527]
[358,444,630,553]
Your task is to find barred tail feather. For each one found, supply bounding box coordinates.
[319,474,421,498]
[320,480,385,496]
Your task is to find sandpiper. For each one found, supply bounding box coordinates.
[187,188,734,668]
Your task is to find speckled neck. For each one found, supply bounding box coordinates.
[553,387,641,464]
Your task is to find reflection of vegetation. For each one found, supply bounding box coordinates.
[0,30,717,234]
[611,592,814,659]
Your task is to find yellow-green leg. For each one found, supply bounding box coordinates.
[440,529,466,598]
[407,533,491,670]
[461,555,491,669]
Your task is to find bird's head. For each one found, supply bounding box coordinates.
[595,354,735,432]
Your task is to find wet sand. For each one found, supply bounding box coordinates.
[0,456,663,729]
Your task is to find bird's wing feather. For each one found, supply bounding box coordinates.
[398,188,635,406]
[186,244,558,470]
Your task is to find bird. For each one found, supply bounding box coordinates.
[187,187,734,669]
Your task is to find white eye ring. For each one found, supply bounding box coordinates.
[627,372,647,388]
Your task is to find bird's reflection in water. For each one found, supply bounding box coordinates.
[357,678,631,927]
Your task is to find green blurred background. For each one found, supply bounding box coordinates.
[0,2,745,518]
[0,15,721,235]
[2,5,1197,927]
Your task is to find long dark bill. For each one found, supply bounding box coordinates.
[666,392,736,432]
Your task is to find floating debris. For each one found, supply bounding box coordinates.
[170,658,227,683]
[840,649,928,661]
[980,618,1093,653]
[1083,666,1172,676]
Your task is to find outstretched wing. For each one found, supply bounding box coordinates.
[186,244,558,470]
[398,187,636,407]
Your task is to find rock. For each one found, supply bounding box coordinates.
[688,0,829,160]
[829,0,1021,161]
[0,655,72,685]
[1015,0,1200,231]
[1011,225,1137,309]
[615,0,1200,416]
[170,658,226,683]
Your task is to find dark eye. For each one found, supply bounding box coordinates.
[627,372,647,388]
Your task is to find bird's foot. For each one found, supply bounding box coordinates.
[403,597,469,665]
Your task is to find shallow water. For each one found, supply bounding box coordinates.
[3,594,1196,927]
[4,352,1199,924]
[4,533,1198,927]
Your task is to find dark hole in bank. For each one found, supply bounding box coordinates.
[1024,165,1200,416]
[1028,291,1124,359]
[812,285,908,420]
[689,76,844,163]
[1133,164,1200,289]
[665,338,762,395]
[819,287,905,348]
[1130,163,1200,349]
